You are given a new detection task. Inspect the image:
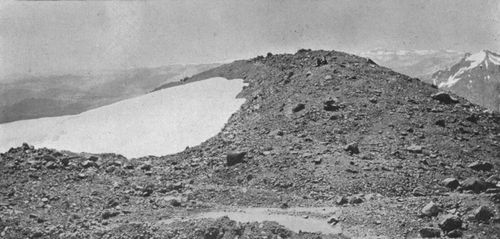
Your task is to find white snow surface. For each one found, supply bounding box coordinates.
[0,77,247,158]
[489,52,500,65]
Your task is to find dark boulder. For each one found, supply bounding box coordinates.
[468,161,493,171]
[474,206,494,222]
[446,229,463,238]
[431,92,459,104]
[226,152,246,166]
[438,214,462,232]
[421,202,441,217]
[461,177,490,193]
[441,178,460,190]
[419,227,441,238]
[344,142,360,154]
[292,103,305,113]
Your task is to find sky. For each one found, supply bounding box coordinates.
[0,0,499,78]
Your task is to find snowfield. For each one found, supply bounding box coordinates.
[0,77,246,158]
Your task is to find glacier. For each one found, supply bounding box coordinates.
[0,77,246,158]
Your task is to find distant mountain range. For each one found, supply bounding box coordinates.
[359,49,464,80]
[430,50,500,112]
[0,63,220,123]
[360,49,500,112]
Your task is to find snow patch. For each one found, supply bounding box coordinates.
[439,76,462,88]
[489,52,500,65]
[0,77,247,158]
[466,50,487,65]
[439,50,488,87]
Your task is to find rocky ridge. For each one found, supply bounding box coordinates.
[1,49,500,238]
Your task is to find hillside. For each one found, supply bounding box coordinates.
[430,50,500,112]
[1,50,499,238]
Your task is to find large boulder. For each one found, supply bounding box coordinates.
[438,215,462,232]
[468,161,493,171]
[292,103,306,113]
[226,152,246,166]
[461,177,490,193]
[419,227,441,238]
[406,145,423,154]
[344,142,360,155]
[431,92,459,104]
[473,206,494,222]
[441,178,460,190]
[421,202,441,217]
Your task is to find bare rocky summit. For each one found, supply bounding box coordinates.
[1,49,500,238]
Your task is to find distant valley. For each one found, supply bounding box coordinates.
[0,64,219,123]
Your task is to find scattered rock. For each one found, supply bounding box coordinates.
[442,178,460,190]
[170,199,182,207]
[335,196,348,205]
[269,129,284,136]
[292,103,306,113]
[312,157,322,165]
[431,92,459,104]
[344,142,360,155]
[316,57,328,67]
[412,186,426,196]
[461,177,490,193]
[226,152,246,166]
[348,195,363,204]
[419,227,441,238]
[473,206,494,222]
[421,202,441,217]
[438,214,462,232]
[81,160,98,168]
[280,202,289,209]
[45,162,58,169]
[102,210,120,219]
[485,175,500,185]
[435,119,446,127]
[42,155,57,162]
[406,145,423,154]
[30,230,44,238]
[88,156,99,162]
[465,114,479,123]
[59,157,71,166]
[446,229,463,238]
[468,161,493,171]
[323,100,341,111]
[139,162,153,171]
[123,163,135,170]
[327,216,340,225]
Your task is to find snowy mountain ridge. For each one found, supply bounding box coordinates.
[431,49,500,112]
[434,50,500,87]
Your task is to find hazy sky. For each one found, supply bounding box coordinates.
[0,0,499,77]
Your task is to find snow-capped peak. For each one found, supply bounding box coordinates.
[463,50,500,67]
[436,49,500,88]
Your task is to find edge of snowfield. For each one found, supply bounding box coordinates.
[0,77,247,158]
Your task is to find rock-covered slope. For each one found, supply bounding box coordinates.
[431,50,500,112]
[1,50,500,238]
